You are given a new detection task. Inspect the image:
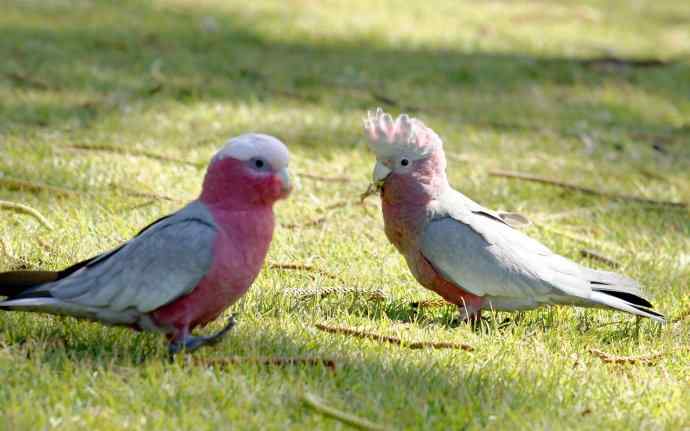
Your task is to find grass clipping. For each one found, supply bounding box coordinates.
[0,200,53,230]
[302,392,390,431]
[316,323,474,351]
[588,348,662,365]
[192,356,337,371]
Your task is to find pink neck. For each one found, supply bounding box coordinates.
[381,151,448,207]
[380,151,449,249]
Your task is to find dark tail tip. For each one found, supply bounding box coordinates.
[592,288,654,309]
[632,304,666,322]
[0,271,58,298]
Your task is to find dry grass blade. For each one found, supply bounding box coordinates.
[587,320,629,331]
[0,200,54,230]
[302,392,389,431]
[321,200,352,211]
[297,172,352,183]
[286,287,387,301]
[536,224,624,254]
[489,170,686,208]
[409,299,449,309]
[579,57,669,69]
[282,217,327,230]
[588,348,662,365]
[109,183,183,203]
[536,204,615,222]
[64,143,203,167]
[316,323,402,345]
[579,249,620,268]
[119,200,158,213]
[315,323,473,351]
[191,356,336,371]
[5,71,50,89]
[268,262,342,281]
[0,176,81,197]
[369,90,401,108]
[408,341,474,351]
[0,175,179,203]
[360,183,382,203]
[536,202,676,223]
[283,200,364,229]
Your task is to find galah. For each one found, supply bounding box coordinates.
[363,108,665,323]
[0,133,292,353]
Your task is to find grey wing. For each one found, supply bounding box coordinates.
[420,213,560,302]
[421,189,662,317]
[425,188,597,304]
[34,204,217,314]
[420,210,664,318]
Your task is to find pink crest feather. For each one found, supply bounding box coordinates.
[363,108,442,159]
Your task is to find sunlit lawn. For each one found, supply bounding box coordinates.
[1,0,689,429]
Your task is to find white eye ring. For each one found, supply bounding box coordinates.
[400,158,410,167]
[250,157,270,171]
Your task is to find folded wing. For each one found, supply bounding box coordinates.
[0,202,217,324]
[420,189,663,321]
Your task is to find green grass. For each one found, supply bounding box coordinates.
[1,0,689,429]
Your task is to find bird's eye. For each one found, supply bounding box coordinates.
[400,158,410,167]
[254,159,265,169]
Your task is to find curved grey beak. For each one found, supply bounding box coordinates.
[278,168,292,194]
[373,161,392,183]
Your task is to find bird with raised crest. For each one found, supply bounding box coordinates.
[363,108,665,323]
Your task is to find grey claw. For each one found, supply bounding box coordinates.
[167,314,238,356]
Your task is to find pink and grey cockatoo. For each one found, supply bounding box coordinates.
[0,133,292,353]
[363,108,665,323]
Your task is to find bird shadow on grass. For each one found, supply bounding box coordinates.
[328,295,660,342]
[0,313,594,429]
[1,1,688,156]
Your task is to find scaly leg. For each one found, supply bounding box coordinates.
[458,297,484,328]
[168,315,237,356]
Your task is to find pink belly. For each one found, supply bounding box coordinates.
[414,252,484,311]
[380,195,484,313]
[150,275,246,334]
[149,208,273,335]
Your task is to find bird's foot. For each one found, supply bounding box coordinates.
[168,315,237,356]
[454,306,485,329]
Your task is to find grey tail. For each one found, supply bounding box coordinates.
[587,270,665,323]
[0,271,59,300]
[1,212,172,303]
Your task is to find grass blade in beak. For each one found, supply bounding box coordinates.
[360,181,383,203]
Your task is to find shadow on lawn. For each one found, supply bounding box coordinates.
[1,1,688,152]
[1,314,581,428]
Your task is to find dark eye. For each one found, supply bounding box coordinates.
[254,159,265,169]
[400,158,410,167]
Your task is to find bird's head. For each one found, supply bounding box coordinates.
[201,133,292,207]
[363,108,447,201]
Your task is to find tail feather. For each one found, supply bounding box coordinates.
[589,291,665,323]
[588,268,641,291]
[585,268,663,320]
[0,271,59,298]
[549,264,664,322]
[630,304,666,321]
[591,288,653,309]
[0,297,139,326]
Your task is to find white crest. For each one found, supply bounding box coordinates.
[212,133,289,169]
[363,108,442,159]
